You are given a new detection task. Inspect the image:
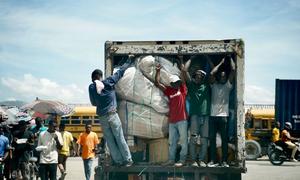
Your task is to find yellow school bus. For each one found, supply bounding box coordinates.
[57,106,103,141]
[245,105,275,140]
[244,104,275,159]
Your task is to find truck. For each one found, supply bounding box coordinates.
[244,104,275,160]
[95,39,246,180]
[275,79,300,137]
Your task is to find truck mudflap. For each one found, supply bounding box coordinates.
[94,164,246,180]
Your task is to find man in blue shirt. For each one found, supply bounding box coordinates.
[89,54,134,167]
[0,125,9,179]
[0,125,9,156]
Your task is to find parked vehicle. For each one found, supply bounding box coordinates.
[244,105,274,160]
[275,79,300,138]
[268,140,300,165]
[57,106,103,156]
[57,106,102,141]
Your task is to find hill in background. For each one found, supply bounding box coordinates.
[0,100,27,107]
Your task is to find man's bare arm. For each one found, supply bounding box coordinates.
[154,64,167,92]
[183,59,192,83]
[228,57,236,84]
[209,58,224,83]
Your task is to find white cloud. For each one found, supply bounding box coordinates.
[245,85,274,104]
[6,97,16,101]
[1,74,88,103]
[0,1,299,106]
[0,8,149,62]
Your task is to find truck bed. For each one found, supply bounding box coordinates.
[99,39,246,180]
[95,163,245,180]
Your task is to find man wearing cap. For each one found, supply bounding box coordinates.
[154,59,188,168]
[184,58,211,167]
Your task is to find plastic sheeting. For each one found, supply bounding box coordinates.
[115,55,179,139]
[118,101,168,139]
[137,55,180,86]
[115,67,169,114]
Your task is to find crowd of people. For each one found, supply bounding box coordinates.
[0,114,99,180]
[0,53,241,179]
[89,53,237,169]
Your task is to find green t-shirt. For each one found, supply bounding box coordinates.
[187,81,211,116]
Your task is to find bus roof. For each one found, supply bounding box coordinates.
[251,108,274,119]
[245,105,275,119]
[72,106,96,116]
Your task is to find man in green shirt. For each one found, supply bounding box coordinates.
[184,58,211,167]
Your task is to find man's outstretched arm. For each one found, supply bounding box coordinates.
[154,64,167,92]
[105,54,135,85]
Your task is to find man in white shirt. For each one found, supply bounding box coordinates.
[208,55,235,168]
[37,120,63,180]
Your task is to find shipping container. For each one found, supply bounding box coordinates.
[275,79,300,137]
[95,39,246,180]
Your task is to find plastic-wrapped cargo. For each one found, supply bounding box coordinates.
[115,66,169,114]
[118,100,168,139]
[137,55,180,86]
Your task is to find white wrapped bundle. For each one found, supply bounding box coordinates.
[137,55,181,86]
[118,101,168,139]
[115,66,169,114]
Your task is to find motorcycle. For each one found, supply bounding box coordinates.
[28,151,39,180]
[11,140,39,180]
[268,140,300,165]
[0,157,4,180]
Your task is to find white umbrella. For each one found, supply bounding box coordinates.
[4,107,32,125]
[21,99,74,116]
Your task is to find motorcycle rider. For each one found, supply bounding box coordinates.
[272,122,280,142]
[281,122,299,162]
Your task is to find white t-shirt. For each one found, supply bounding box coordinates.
[210,81,232,117]
[37,130,63,164]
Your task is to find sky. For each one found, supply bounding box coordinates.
[0,0,299,104]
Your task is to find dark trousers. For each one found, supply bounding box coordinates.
[209,116,228,162]
[39,163,57,180]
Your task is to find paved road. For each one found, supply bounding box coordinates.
[63,157,98,180]
[243,157,300,180]
[63,157,300,180]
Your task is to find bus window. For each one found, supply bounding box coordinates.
[70,116,81,125]
[82,116,92,125]
[94,116,100,125]
[262,120,268,129]
[60,116,70,125]
[254,119,262,129]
